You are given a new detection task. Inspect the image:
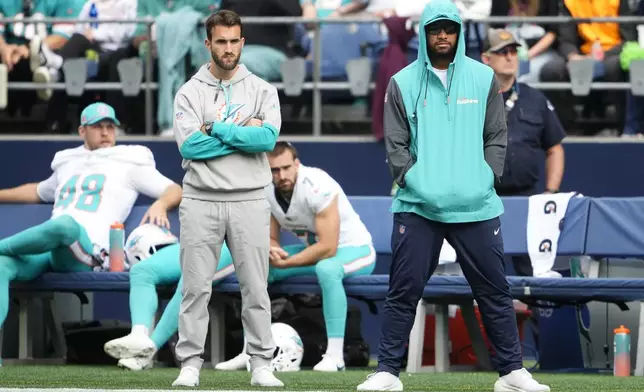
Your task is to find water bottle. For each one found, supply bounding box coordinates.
[89,2,99,29]
[613,325,631,377]
[109,222,125,272]
[592,40,604,61]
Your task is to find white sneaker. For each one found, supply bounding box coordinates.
[313,354,345,372]
[118,356,153,371]
[535,270,562,279]
[32,66,54,101]
[494,368,550,392]
[29,35,43,72]
[172,366,200,387]
[104,333,157,359]
[214,352,250,371]
[250,366,284,387]
[357,372,403,391]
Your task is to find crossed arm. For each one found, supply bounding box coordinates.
[174,88,281,161]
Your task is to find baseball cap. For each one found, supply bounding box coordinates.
[80,102,121,126]
[482,28,521,53]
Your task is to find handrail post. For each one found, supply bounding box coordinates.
[312,21,322,137]
[145,18,154,136]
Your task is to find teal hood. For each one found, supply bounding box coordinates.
[417,0,467,72]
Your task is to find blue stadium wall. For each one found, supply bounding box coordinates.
[2,139,644,197]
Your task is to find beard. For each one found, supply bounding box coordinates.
[212,51,240,71]
[428,41,457,63]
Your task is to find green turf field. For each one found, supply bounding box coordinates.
[0,366,643,391]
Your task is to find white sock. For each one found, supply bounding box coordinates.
[42,44,63,69]
[131,325,149,336]
[48,67,59,82]
[325,338,344,363]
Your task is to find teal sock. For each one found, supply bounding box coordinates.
[150,280,182,348]
[316,262,347,338]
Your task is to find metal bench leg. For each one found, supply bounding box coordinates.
[208,299,226,368]
[434,304,450,373]
[460,301,492,371]
[18,298,31,359]
[42,297,66,359]
[635,301,644,376]
[406,299,427,373]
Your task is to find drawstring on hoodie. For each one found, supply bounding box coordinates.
[213,79,233,120]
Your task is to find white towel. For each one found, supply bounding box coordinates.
[527,192,580,277]
[438,239,457,265]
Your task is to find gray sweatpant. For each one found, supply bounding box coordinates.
[175,197,275,371]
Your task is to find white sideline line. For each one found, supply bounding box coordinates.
[0,390,333,392]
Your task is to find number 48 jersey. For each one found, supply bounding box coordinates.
[266,165,372,247]
[36,145,174,250]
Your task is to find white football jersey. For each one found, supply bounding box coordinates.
[266,165,372,247]
[36,145,174,251]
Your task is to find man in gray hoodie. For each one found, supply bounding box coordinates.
[171,9,283,389]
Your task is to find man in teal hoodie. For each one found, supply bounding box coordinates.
[357,2,550,392]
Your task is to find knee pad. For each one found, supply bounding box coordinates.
[49,215,82,245]
[315,261,344,286]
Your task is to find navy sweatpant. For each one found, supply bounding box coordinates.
[376,212,523,377]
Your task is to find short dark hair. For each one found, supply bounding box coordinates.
[269,141,298,160]
[205,9,243,41]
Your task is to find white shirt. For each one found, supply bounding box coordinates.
[37,145,173,250]
[432,67,448,89]
[75,0,138,52]
[266,165,373,248]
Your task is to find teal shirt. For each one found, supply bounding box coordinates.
[134,0,220,36]
[0,0,84,44]
[384,0,508,223]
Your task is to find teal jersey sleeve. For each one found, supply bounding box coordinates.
[133,0,149,37]
[50,0,84,38]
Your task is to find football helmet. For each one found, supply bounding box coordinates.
[125,223,178,266]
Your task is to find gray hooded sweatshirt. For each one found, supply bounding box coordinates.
[173,63,281,201]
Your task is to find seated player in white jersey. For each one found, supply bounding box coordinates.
[102,224,236,371]
[215,141,376,372]
[0,102,182,355]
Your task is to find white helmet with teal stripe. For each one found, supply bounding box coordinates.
[125,224,178,266]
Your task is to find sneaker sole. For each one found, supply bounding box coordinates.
[32,69,52,101]
[104,342,155,360]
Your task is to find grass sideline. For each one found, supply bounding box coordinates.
[0,366,643,391]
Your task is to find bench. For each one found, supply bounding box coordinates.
[4,196,644,375]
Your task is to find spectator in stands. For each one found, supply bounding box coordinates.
[489,0,561,84]
[452,0,491,62]
[302,0,368,19]
[222,0,302,83]
[30,0,137,102]
[104,0,220,135]
[482,28,566,277]
[540,0,636,134]
[0,102,182,366]
[0,0,83,118]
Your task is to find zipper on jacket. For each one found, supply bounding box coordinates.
[445,64,456,122]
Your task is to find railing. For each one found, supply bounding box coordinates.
[1,15,644,136]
